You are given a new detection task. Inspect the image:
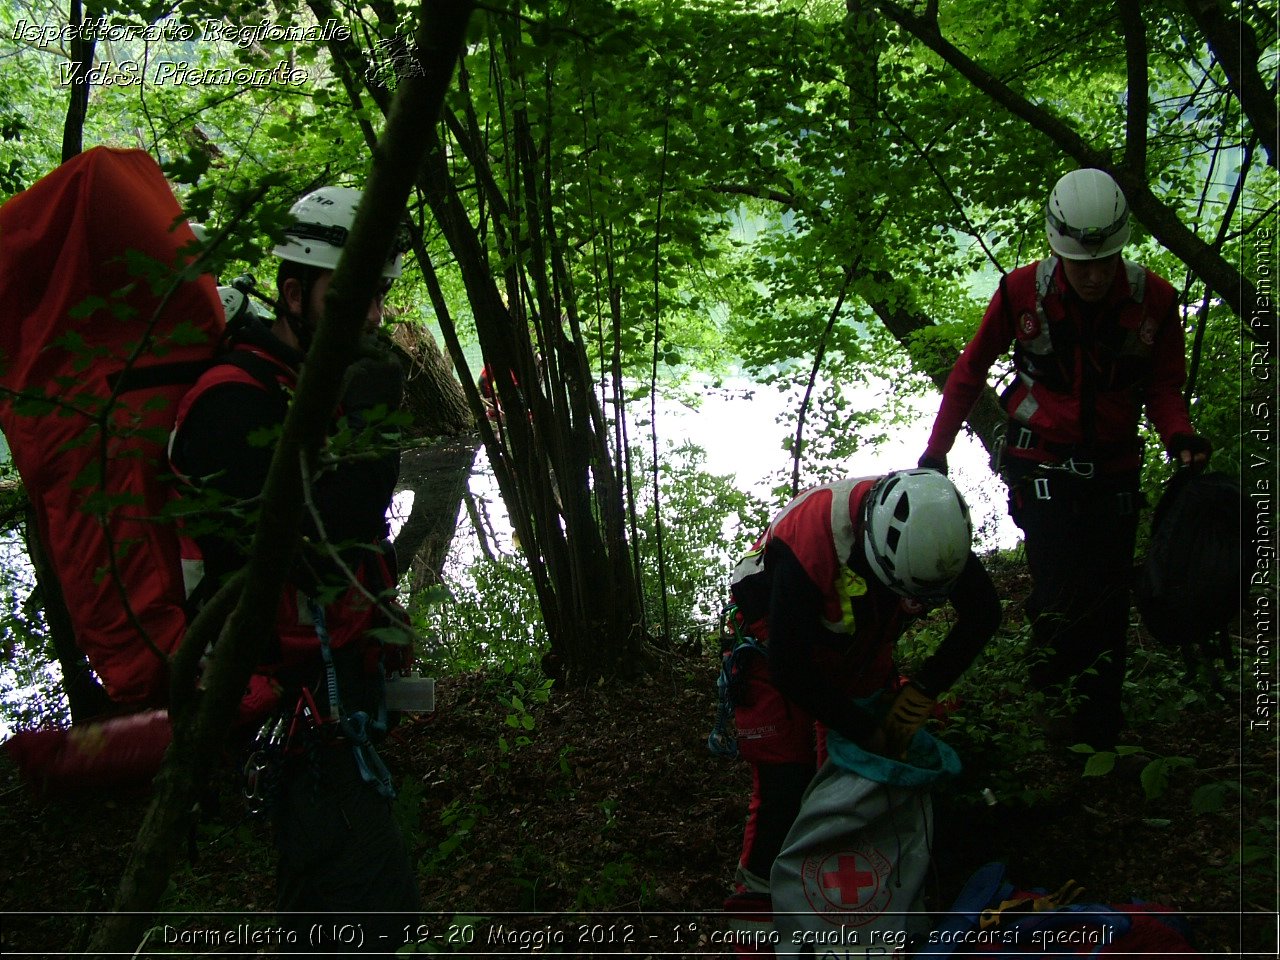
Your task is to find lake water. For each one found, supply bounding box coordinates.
[398,373,1018,561]
[650,375,1018,550]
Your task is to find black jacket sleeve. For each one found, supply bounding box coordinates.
[764,541,882,746]
[911,552,1002,697]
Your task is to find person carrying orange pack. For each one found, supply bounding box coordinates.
[169,186,419,951]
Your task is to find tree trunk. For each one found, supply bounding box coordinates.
[23,503,113,722]
[46,0,114,722]
[1182,0,1277,170]
[865,282,1007,470]
[837,3,1005,474]
[59,0,94,163]
[316,13,650,686]
[395,437,478,587]
[390,323,479,584]
[393,322,472,440]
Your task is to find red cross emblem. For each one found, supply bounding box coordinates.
[821,854,877,905]
[800,847,893,921]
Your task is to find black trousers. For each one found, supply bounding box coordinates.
[1009,468,1141,749]
[274,743,419,953]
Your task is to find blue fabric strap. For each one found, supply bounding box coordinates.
[306,596,395,800]
[707,631,768,759]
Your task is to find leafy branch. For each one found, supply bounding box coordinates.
[874,0,1272,340]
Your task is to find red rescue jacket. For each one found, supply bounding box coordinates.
[729,477,1000,744]
[925,258,1193,472]
[731,476,902,696]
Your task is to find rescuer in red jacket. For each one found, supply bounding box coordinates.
[919,168,1211,750]
[170,187,418,950]
[723,470,1000,940]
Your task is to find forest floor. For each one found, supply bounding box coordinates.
[0,568,1274,957]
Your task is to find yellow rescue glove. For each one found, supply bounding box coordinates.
[881,682,936,759]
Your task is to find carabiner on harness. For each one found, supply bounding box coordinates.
[1058,457,1095,478]
[243,711,291,815]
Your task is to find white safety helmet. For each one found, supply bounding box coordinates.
[271,186,404,278]
[1045,168,1130,260]
[863,469,973,601]
[217,279,271,326]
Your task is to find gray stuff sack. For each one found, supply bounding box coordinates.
[770,726,961,958]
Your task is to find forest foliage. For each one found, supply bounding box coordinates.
[0,0,1272,947]
[0,0,1268,683]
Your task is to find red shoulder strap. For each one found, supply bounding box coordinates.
[172,345,293,429]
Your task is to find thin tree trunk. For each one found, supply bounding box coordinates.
[24,504,112,722]
[389,324,479,583]
[60,0,94,163]
[40,0,112,721]
[316,8,649,685]
[395,437,478,584]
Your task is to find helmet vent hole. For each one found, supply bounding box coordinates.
[886,527,901,553]
[894,497,910,522]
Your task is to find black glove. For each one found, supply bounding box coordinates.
[340,337,404,416]
[918,454,948,475]
[1165,433,1212,471]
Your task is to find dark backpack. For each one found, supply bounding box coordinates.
[1134,470,1244,678]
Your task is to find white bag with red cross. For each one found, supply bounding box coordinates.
[770,729,961,957]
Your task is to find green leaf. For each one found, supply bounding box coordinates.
[1238,846,1270,866]
[247,425,280,448]
[1139,757,1169,800]
[66,296,107,320]
[162,148,211,185]
[1190,781,1236,815]
[1082,752,1115,777]
[167,322,214,346]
